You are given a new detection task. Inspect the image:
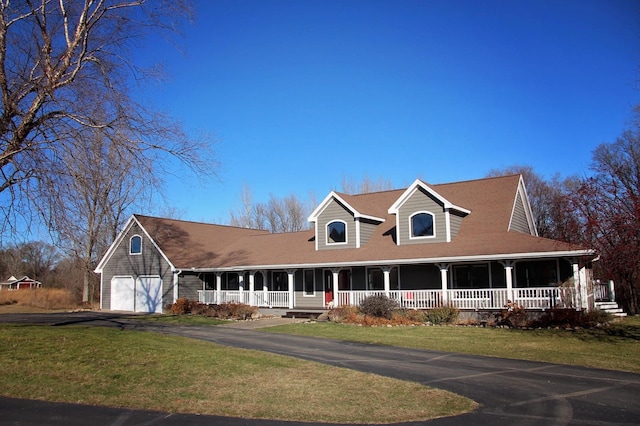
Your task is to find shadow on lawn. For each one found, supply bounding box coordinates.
[571,319,640,342]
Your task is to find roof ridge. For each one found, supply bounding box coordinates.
[134,214,267,232]
[432,173,520,187]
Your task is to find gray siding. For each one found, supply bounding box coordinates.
[358,219,378,246]
[317,199,357,250]
[397,188,447,245]
[101,222,173,311]
[450,211,465,239]
[510,192,532,234]
[294,269,324,308]
[178,273,204,300]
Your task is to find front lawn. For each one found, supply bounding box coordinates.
[0,325,475,423]
[265,316,640,373]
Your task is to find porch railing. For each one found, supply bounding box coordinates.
[198,287,576,310]
[594,280,615,302]
[198,290,289,308]
[337,287,576,310]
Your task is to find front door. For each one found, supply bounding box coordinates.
[324,270,333,306]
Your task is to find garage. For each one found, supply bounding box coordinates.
[110,276,163,313]
[135,276,163,313]
[110,276,135,311]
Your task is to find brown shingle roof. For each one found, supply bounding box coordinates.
[135,215,269,269]
[135,175,591,270]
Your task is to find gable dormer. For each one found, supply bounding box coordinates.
[308,191,385,250]
[508,176,538,236]
[388,179,470,245]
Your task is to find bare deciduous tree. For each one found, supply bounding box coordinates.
[0,241,60,284]
[229,184,312,233]
[0,1,218,302]
[340,174,395,194]
[38,127,147,302]
[568,111,640,314]
[0,0,216,225]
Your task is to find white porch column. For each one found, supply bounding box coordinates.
[248,272,255,306]
[382,267,391,297]
[287,269,296,309]
[572,259,582,310]
[215,272,222,304]
[501,261,515,302]
[172,271,180,304]
[436,263,450,305]
[238,273,245,304]
[331,268,340,306]
[262,271,268,304]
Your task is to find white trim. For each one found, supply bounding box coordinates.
[408,211,436,240]
[308,191,385,223]
[99,272,104,310]
[445,210,451,242]
[388,179,471,215]
[355,219,361,248]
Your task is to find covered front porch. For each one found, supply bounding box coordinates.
[192,256,592,311]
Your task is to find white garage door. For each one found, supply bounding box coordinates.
[111,276,135,311]
[135,277,163,313]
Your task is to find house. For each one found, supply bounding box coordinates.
[95,174,596,314]
[0,276,42,291]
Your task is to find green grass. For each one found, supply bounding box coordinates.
[0,325,475,423]
[264,316,640,373]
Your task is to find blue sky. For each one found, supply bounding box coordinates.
[140,0,640,224]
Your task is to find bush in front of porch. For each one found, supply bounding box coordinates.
[169,298,259,320]
[359,294,399,319]
[328,295,460,326]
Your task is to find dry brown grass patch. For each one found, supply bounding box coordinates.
[0,288,77,310]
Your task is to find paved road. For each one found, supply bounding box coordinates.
[1,312,639,425]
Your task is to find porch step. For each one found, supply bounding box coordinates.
[283,310,326,319]
[595,301,628,318]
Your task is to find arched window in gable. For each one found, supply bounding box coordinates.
[130,235,142,255]
[327,221,347,244]
[410,212,435,238]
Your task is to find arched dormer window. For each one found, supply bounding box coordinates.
[130,235,142,255]
[410,212,435,238]
[327,220,347,244]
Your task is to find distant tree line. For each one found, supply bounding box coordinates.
[488,106,640,314]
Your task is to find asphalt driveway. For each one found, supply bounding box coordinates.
[1,312,639,425]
